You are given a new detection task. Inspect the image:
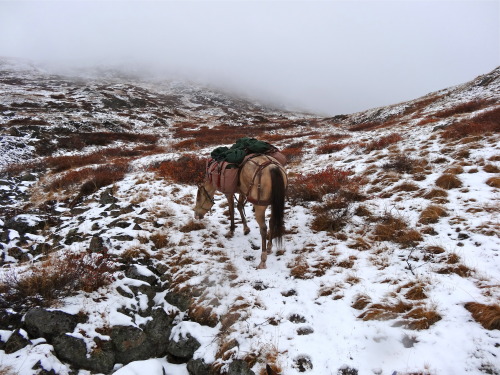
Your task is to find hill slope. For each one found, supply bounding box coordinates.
[0,60,499,375]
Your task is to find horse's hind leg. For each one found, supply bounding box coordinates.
[255,206,268,269]
[237,194,250,235]
[225,193,235,238]
[266,215,274,254]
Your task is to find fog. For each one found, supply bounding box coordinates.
[0,1,498,115]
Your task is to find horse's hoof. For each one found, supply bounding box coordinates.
[244,228,250,235]
[267,249,272,254]
[225,231,234,238]
[256,262,267,269]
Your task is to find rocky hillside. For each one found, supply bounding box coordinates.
[0,59,499,375]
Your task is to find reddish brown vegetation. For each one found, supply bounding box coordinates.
[280,141,306,163]
[150,155,206,184]
[0,249,115,308]
[316,143,348,154]
[287,167,354,203]
[364,133,402,151]
[434,99,496,118]
[441,107,500,139]
[48,160,130,196]
[57,132,158,151]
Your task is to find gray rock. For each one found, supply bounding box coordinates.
[24,308,78,342]
[0,309,22,330]
[111,325,154,365]
[125,265,158,286]
[89,235,105,253]
[166,291,192,312]
[167,333,201,361]
[4,329,31,354]
[187,359,210,375]
[20,173,37,182]
[53,333,115,373]
[111,234,134,241]
[5,215,45,236]
[143,308,175,357]
[99,188,117,205]
[64,228,83,245]
[228,360,255,375]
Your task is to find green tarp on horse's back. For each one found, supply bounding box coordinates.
[210,137,273,164]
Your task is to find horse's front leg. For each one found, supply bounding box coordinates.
[237,194,250,235]
[255,206,268,269]
[225,193,235,238]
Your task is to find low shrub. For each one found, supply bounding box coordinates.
[382,155,415,174]
[311,196,352,232]
[287,167,353,203]
[441,107,500,139]
[0,249,115,309]
[364,133,402,152]
[281,141,306,163]
[316,143,348,154]
[48,160,130,198]
[150,155,206,185]
[434,99,495,118]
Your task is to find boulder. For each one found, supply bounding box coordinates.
[4,329,31,354]
[228,360,255,375]
[125,265,158,286]
[187,359,211,375]
[167,333,201,361]
[143,308,175,357]
[166,291,192,312]
[111,325,154,365]
[53,334,115,374]
[99,188,117,205]
[4,215,45,237]
[89,235,105,253]
[24,308,78,341]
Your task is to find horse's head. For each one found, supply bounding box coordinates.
[194,181,215,220]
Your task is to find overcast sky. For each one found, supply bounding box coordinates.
[0,1,498,115]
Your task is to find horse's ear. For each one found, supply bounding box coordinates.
[266,364,279,375]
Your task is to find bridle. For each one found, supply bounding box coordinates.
[197,184,215,214]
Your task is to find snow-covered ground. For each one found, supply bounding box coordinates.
[0,61,499,375]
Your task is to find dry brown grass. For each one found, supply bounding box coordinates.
[373,214,422,247]
[423,188,448,200]
[464,302,500,330]
[401,306,442,330]
[179,221,206,233]
[403,283,428,300]
[435,173,462,189]
[393,181,420,192]
[486,177,500,188]
[358,300,413,321]
[418,205,448,224]
[483,164,500,173]
[289,255,312,279]
[150,232,170,249]
[352,294,372,310]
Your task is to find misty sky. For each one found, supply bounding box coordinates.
[0,1,498,115]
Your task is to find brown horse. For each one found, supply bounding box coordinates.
[194,155,287,269]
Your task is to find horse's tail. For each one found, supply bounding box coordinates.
[270,167,286,247]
